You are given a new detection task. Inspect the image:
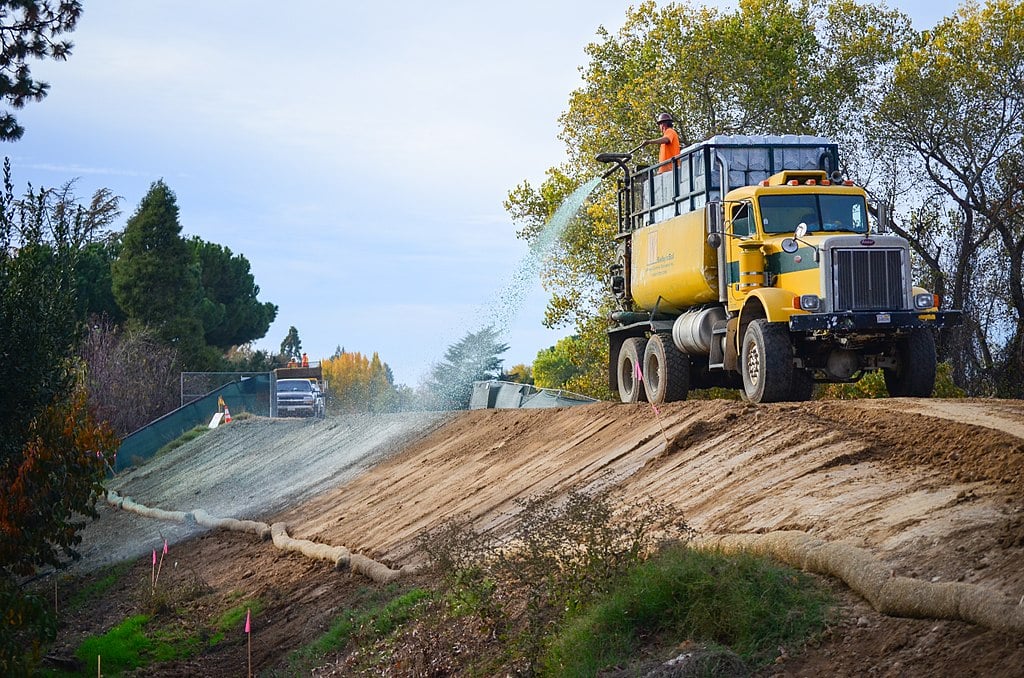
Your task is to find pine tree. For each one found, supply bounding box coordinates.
[280,326,302,361]
[111,180,200,344]
[0,1,82,142]
[424,326,509,410]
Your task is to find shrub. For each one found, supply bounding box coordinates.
[541,545,832,676]
[419,487,693,672]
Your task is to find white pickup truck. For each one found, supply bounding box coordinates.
[276,378,325,418]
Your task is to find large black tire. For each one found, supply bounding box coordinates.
[643,332,690,404]
[616,336,649,403]
[741,319,797,403]
[789,369,816,402]
[883,329,937,397]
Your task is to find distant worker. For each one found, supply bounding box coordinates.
[642,112,681,173]
[301,352,309,368]
[287,356,298,368]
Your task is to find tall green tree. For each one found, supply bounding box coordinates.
[422,326,509,410]
[280,325,302,361]
[111,180,202,347]
[0,1,82,142]
[75,240,124,322]
[189,237,277,350]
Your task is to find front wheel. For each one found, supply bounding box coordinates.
[741,319,797,403]
[616,336,649,403]
[883,330,937,397]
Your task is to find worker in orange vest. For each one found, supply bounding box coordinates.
[642,112,681,174]
[301,352,309,367]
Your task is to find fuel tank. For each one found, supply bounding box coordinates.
[629,209,718,312]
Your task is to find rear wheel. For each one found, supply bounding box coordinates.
[883,330,936,397]
[616,336,649,403]
[741,319,796,403]
[643,332,690,403]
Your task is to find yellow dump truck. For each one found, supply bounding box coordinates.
[597,135,961,404]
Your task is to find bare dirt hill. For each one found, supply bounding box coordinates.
[60,398,1024,675]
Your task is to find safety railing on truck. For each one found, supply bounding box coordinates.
[612,135,840,235]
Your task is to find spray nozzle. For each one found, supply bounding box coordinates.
[597,151,633,179]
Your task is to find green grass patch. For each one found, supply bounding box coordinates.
[540,545,832,676]
[208,598,264,647]
[287,587,431,673]
[74,614,182,674]
[68,596,265,675]
[154,425,211,457]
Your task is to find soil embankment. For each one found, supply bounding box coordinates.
[71,398,1024,675]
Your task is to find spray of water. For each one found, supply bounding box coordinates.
[426,176,605,408]
[483,176,604,335]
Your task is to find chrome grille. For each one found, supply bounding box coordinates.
[831,248,905,311]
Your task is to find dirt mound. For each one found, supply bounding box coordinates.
[62,398,1024,674]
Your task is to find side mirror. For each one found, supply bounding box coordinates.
[706,200,723,236]
[876,202,888,234]
[781,238,799,254]
[707,232,723,249]
[795,223,808,239]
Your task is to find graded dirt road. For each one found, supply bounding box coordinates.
[67,398,1024,675]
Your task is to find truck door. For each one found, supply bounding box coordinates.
[726,201,762,310]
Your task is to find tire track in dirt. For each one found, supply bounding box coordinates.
[265,399,1023,608]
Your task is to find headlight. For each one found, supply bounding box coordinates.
[914,293,936,310]
[798,295,821,311]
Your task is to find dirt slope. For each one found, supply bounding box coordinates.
[67,398,1024,675]
[276,399,1024,598]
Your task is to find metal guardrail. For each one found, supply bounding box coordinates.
[470,380,598,410]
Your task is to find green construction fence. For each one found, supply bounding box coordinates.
[114,373,273,472]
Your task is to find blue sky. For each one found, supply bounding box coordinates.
[10,0,958,386]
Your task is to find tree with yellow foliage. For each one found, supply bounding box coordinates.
[321,349,399,413]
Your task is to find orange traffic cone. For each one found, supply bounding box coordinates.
[223,406,232,423]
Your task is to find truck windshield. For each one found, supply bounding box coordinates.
[758,194,868,234]
[278,381,311,392]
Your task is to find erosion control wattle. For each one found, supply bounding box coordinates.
[105,490,407,584]
[699,531,1024,636]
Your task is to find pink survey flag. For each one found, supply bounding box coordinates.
[633,360,643,382]
[152,549,156,565]
[651,402,660,416]
[163,539,168,555]
[244,608,251,634]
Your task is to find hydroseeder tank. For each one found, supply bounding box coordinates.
[597,135,962,404]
